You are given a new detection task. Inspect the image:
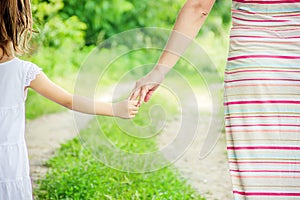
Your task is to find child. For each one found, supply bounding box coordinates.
[0,0,139,199]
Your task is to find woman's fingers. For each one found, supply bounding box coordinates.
[138,88,148,106]
[145,90,154,102]
[130,86,150,106]
[129,88,141,100]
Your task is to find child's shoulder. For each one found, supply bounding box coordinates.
[5,57,41,73]
[16,57,37,68]
[0,57,42,86]
[19,59,42,87]
[1,57,34,69]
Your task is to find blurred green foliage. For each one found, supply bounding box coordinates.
[206,0,232,34]
[32,0,231,46]
[26,0,231,119]
[31,0,86,48]
[60,0,184,45]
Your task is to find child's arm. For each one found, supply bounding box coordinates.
[29,72,139,119]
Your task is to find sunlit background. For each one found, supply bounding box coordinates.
[25,0,232,199]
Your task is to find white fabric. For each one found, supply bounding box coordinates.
[0,58,41,200]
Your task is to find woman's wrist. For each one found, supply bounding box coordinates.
[153,64,172,76]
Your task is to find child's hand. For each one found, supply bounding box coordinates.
[113,100,139,119]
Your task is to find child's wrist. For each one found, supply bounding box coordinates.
[97,102,115,117]
[111,103,118,117]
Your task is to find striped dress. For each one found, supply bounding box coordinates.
[224,0,300,199]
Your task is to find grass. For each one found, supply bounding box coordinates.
[28,28,229,199]
[34,136,205,200]
[34,95,205,200]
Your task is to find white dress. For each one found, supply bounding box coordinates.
[0,58,41,200]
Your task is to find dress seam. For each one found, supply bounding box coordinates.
[0,102,24,110]
[0,141,25,146]
[0,177,31,183]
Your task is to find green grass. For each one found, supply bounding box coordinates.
[34,95,205,200]
[34,136,205,200]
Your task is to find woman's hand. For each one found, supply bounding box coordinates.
[129,0,216,106]
[113,100,139,119]
[129,68,166,106]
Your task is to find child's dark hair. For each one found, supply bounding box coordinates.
[0,0,33,57]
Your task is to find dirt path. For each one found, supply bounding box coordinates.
[25,111,93,187]
[25,84,232,199]
[159,120,232,200]
[158,84,233,200]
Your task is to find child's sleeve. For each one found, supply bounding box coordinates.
[24,62,42,88]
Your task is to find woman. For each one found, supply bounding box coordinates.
[130,0,300,199]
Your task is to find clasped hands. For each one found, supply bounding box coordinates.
[116,66,168,119]
[130,67,166,106]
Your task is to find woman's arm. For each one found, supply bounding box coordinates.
[130,0,216,105]
[29,72,139,119]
